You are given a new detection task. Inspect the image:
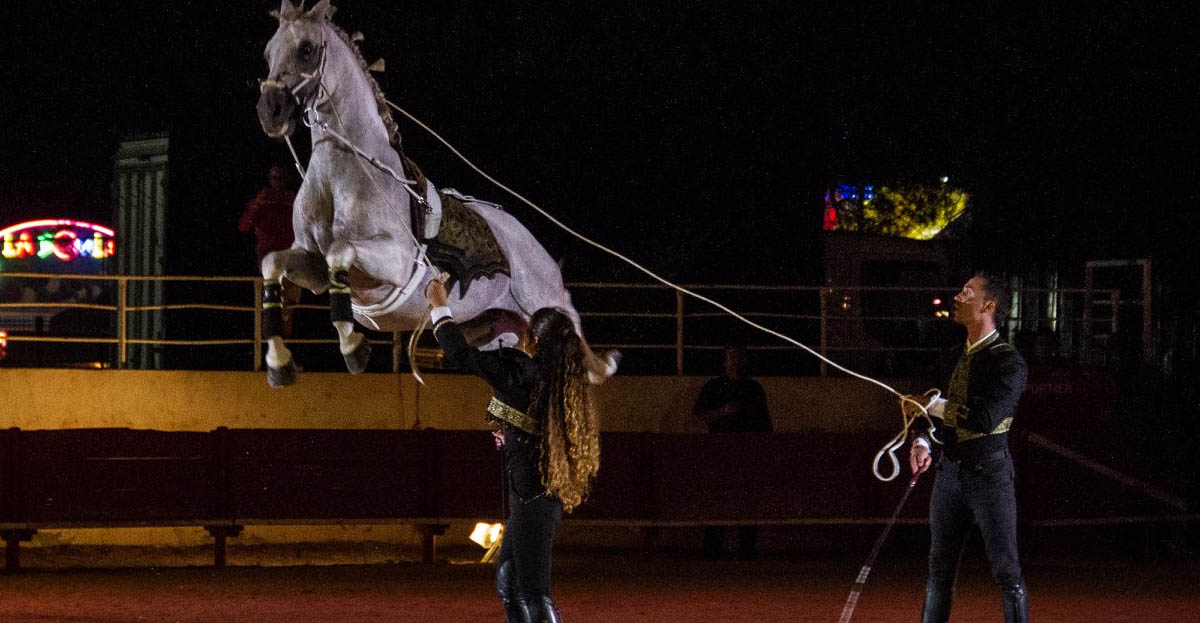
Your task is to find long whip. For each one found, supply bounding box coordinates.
[836,471,922,623]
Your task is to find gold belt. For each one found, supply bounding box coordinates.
[487,397,539,434]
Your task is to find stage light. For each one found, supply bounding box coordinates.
[932,298,942,306]
[469,522,504,563]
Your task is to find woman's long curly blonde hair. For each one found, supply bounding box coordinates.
[528,308,600,513]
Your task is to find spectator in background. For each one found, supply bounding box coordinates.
[240,165,297,263]
[240,165,300,335]
[692,344,772,559]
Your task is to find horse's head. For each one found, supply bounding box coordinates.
[257,0,337,139]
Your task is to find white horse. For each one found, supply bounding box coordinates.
[255,0,616,386]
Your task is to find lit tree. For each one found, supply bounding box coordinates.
[836,183,968,240]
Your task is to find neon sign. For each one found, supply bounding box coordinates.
[1,220,115,263]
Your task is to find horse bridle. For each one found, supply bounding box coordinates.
[259,29,330,129]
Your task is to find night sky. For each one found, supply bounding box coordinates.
[5,1,1198,285]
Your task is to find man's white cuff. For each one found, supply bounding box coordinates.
[430,306,452,324]
[913,437,931,450]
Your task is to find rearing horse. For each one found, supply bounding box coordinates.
[255,0,617,387]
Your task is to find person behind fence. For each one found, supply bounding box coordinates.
[425,279,600,623]
[691,343,772,559]
[239,164,301,334]
[905,271,1030,623]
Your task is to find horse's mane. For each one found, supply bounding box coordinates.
[319,20,403,149]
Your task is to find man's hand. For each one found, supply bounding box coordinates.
[425,278,449,307]
[491,429,506,449]
[910,443,932,474]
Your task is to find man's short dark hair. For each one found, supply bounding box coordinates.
[973,270,1010,322]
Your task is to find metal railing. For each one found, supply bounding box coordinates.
[0,273,1122,375]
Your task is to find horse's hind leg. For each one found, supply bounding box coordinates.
[325,241,373,374]
[261,249,326,387]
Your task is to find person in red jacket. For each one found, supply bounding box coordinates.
[240,165,300,335]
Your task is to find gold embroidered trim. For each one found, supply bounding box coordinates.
[487,397,538,434]
[432,317,454,333]
[965,331,1001,355]
[957,416,1014,442]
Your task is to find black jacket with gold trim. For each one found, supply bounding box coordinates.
[918,336,1028,462]
[433,317,545,500]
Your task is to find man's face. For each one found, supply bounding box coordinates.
[268,169,286,190]
[952,276,995,327]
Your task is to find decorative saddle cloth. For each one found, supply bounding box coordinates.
[426,191,509,296]
[403,157,510,296]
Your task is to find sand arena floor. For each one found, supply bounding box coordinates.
[0,547,1196,622]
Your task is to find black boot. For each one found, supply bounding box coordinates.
[497,561,531,623]
[920,582,953,623]
[527,595,562,623]
[1001,584,1028,623]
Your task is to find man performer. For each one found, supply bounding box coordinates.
[906,271,1029,623]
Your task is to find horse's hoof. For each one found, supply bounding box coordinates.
[587,350,621,385]
[344,338,372,374]
[605,350,622,374]
[267,359,298,388]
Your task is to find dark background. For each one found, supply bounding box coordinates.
[5,0,1197,286]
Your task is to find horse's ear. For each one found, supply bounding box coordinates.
[277,0,301,21]
[305,0,336,21]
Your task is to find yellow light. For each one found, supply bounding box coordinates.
[469,522,505,563]
[469,522,504,548]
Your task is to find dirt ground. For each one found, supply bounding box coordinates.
[0,548,1196,623]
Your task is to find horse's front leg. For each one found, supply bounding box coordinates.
[261,248,328,387]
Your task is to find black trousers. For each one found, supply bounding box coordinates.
[498,491,564,603]
[927,449,1023,592]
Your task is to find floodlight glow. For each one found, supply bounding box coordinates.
[469,522,504,549]
[469,521,505,563]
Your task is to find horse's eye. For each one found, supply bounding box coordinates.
[298,41,314,57]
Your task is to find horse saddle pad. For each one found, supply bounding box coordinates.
[425,190,510,295]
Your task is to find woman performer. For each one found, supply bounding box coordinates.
[425,280,601,623]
